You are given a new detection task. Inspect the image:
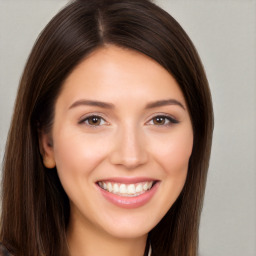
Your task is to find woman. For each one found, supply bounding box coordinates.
[0,0,214,255]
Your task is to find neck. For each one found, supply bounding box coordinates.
[66,213,148,256]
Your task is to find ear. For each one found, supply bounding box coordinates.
[38,131,56,169]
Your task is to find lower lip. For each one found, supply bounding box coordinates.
[97,182,160,209]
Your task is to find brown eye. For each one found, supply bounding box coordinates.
[148,115,179,126]
[153,116,166,125]
[81,116,106,126]
[87,117,101,125]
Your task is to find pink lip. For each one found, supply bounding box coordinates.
[96,181,160,209]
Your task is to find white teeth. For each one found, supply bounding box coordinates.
[113,183,119,193]
[143,183,148,191]
[147,181,153,190]
[135,183,143,193]
[98,181,155,197]
[107,182,113,192]
[119,184,127,194]
[127,184,136,194]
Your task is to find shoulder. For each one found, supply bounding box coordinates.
[0,243,12,256]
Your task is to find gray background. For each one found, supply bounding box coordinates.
[0,1,255,255]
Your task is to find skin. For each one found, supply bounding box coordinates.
[41,45,194,256]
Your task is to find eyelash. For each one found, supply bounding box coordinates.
[147,115,179,126]
[79,114,108,127]
[79,114,179,127]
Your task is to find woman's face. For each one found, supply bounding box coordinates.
[41,45,193,239]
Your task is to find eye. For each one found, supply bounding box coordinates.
[80,115,107,126]
[148,115,179,126]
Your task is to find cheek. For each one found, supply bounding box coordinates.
[52,129,111,181]
[152,129,193,176]
[143,129,193,226]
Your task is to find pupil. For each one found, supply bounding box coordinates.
[155,117,164,124]
[92,117,98,123]
[89,117,100,125]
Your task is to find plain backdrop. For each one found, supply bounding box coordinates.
[0,1,255,255]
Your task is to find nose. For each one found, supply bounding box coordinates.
[109,124,148,169]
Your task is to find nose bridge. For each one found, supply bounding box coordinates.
[109,121,148,168]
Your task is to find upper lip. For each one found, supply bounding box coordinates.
[96,177,158,184]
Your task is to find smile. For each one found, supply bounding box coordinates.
[97,181,154,197]
[96,178,160,209]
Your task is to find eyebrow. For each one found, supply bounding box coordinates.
[145,99,185,110]
[69,99,115,109]
[68,98,185,110]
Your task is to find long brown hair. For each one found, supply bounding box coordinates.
[0,0,214,255]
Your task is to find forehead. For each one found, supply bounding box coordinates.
[58,45,186,108]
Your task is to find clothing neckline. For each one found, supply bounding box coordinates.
[148,244,152,256]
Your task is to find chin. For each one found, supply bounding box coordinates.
[98,213,160,240]
[105,225,150,240]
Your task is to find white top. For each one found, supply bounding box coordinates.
[148,245,152,256]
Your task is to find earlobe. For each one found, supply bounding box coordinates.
[38,131,56,169]
[43,157,56,169]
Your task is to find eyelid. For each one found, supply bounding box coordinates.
[78,112,179,127]
[78,113,109,126]
[146,113,180,126]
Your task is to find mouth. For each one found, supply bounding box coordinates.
[96,178,160,209]
[96,180,157,197]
